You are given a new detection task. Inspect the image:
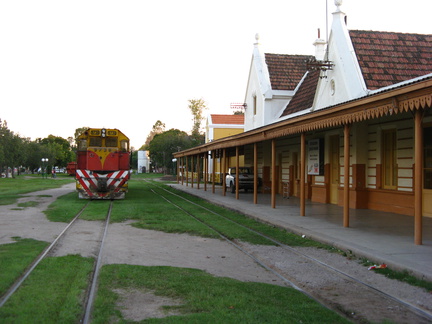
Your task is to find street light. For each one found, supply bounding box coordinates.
[41,158,48,178]
[172,158,177,176]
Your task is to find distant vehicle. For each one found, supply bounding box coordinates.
[53,167,65,174]
[225,167,262,193]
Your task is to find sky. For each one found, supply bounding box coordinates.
[0,0,430,149]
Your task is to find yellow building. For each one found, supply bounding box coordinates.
[206,114,244,183]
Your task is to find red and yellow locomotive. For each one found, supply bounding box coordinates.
[75,128,131,199]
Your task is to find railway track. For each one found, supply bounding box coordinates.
[1,181,430,323]
[147,181,432,324]
[0,201,112,324]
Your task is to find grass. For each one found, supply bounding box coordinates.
[17,201,39,208]
[44,192,113,223]
[0,255,94,323]
[80,200,112,220]
[144,181,331,248]
[360,258,432,293]
[111,181,231,239]
[110,180,277,245]
[44,192,87,222]
[142,180,432,293]
[44,177,432,288]
[0,238,49,296]
[0,175,74,205]
[93,264,349,323]
[2,174,430,322]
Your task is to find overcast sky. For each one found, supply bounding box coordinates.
[0,0,430,149]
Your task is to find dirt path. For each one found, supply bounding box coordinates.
[0,183,75,245]
[0,184,431,323]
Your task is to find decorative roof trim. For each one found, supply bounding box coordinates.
[275,91,431,137]
[174,79,432,157]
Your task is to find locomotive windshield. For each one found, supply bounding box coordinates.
[89,137,102,147]
[106,137,118,147]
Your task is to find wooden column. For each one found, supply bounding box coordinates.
[191,155,194,188]
[219,154,222,194]
[212,151,216,194]
[235,146,240,199]
[196,154,200,190]
[204,152,208,191]
[343,124,350,228]
[222,149,226,196]
[182,157,185,185]
[414,109,423,245]
[271,139,276,208]
[253,143,258,204]
[175,158,178,183]
[180,157,183,185]
[186,156,189,186]
[300,133,306,216]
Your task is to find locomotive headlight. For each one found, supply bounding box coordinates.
[101,128,106,138]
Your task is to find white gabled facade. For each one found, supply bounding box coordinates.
[244,35,270,131]
[312,6,368,111]
[243,35,296,131]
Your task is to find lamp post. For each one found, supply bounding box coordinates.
[172,158,177,176]
[41,158,48,178]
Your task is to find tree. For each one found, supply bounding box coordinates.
[0,119,9,168]
[147,129,193,174]
[188,98,207,143]
[141,120,165,150]
[0,119,26,177]
[38,135,74,167]
[130,150,138,171]
[0,119,76,176]
[74,127,89,147]
[24,140,46,173]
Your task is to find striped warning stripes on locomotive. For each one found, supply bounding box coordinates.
[76,169,130,199]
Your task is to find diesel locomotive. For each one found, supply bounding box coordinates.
[75,128,131,199]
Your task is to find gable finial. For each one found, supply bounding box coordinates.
[254,33,260,45]
[334,0,343,12]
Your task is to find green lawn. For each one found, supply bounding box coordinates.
[0,174,74,205]
[93,265,349,323]
[0,255,94,323]
[0,238,48,296]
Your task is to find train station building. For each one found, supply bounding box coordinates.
[173,2,432,245]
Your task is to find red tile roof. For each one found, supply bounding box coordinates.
[280,70,320,117]
[210,114,244,125]
[279,30,432,118]
[265,54,313,90]
[349,30,432,90]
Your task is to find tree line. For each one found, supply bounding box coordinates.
[0,119,75,177]
[1,98,225,176]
